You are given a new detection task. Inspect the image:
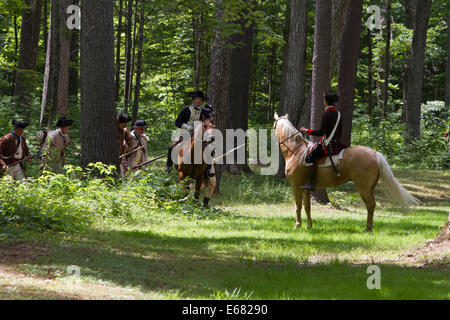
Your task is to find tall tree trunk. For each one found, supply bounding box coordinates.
[405,0,432,146]
[329,0,350,81]
[310,0,332,204]
[445,2,450,120]
[208,0,231,192]
[14,0,43,120]
[81,0,118,169]
[132,1,144,123]
[367,28,374,117]
[42,0,49,59]
[69,8,79,102]
[57,0,73,118]
[193,3,205,91]
[115,0,123,104]
[338,0,363,147]
[383,0,392,118]
[11,12,19,95]
[227,10,255,174]
[41,0,60,127]
[129,0,138,102]
[123,0,133,112]
[277,0,308,178]
[402,0,418,123]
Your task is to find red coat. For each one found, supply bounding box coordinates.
[0,132,31,168]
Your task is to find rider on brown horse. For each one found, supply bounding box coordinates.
[299,92,346,191]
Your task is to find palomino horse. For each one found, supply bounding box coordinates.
[176,118,215,200]
[274,114,420,232]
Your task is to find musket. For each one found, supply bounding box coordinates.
[119,145,144,159]
[5,154,42,168]
[130,154,166,170]
[212,143,246,165]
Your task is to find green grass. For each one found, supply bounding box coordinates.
[0,165,448,300]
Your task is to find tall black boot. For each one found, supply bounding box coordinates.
[205,164,214,178]
[203,197,210,207]
[165,147,173,173]
[299,164,317,191]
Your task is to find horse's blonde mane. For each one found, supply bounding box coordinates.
[275,117,311,147]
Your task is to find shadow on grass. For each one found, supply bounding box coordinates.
[5,226,448,299]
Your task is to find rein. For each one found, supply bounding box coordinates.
[274,118,306,152]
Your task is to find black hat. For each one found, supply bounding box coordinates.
[12,120,28,129]
[133,120,148,128]
[324,92,339,106]
[56,117,74,127]
[188,91,207,100]
[118,112,132,123]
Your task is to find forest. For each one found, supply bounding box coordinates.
[0,0,448,301]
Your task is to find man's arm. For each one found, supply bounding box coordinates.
[301,113,330,137]
[0,137,7,169]
[175,107,191,128]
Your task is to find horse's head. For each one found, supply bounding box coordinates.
[273,113,309,152]
[202,118,215,147]
[273,113,289,141]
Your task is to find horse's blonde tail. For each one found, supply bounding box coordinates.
[376,152,421,209]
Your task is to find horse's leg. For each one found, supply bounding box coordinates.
[291,184,304,229]
[356,183,376,232]
[303,191,313,229]
[194,177,203,200]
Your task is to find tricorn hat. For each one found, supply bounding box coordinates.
[56,117,74,128]
[118,112,132,123]
[323,92,339,105]
[188,91,207,100]
[12,120,28,129]
[133,120,148,128]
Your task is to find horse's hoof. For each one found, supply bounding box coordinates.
[307,223,313,229]
[294,223,301,230]
[364,228,373,233]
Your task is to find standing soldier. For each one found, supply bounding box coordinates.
[117,112,133,176]
[40,117,73,174]
[0,121,32,180]
[126,120,149,170]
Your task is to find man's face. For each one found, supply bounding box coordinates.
[14,128,24,136]
[135,127,145,135]
[61,126,71,135]
[193,97,203,107]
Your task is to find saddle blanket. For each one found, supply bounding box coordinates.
[300,146,345,168]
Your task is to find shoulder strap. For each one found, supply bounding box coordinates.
[324,111,341,146]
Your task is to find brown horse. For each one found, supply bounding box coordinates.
[176,118,215,200]
[274,114,420,232]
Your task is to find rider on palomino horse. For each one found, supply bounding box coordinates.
[299,92,346,191]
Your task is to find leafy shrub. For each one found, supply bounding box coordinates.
[0,163,223,234]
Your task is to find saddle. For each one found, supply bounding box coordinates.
[301,143,345,168]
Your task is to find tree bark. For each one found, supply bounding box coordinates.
[310,0,332,204]
[226,10,255,174]
[81,0,118,169]
[405,0,432,146]
[115,0,123,103]
[367,28,374,117]
[402,0,419,123]
[329,0,350,81]
[123,0,133,112]
[40,0,60,127]
[57,0,73,118]
[208,0,232,192]
[279,0,308,129]
[445,2,450,119]
[132,1,144,123]
[383,0,392,118]
[129,0,138,102]
[338,0,363,147]
[14,0,43,120]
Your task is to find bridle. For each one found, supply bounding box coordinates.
[274,117,303,152]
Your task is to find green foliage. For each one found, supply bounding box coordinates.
[352,101,449,169]
[0,163,223,235]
